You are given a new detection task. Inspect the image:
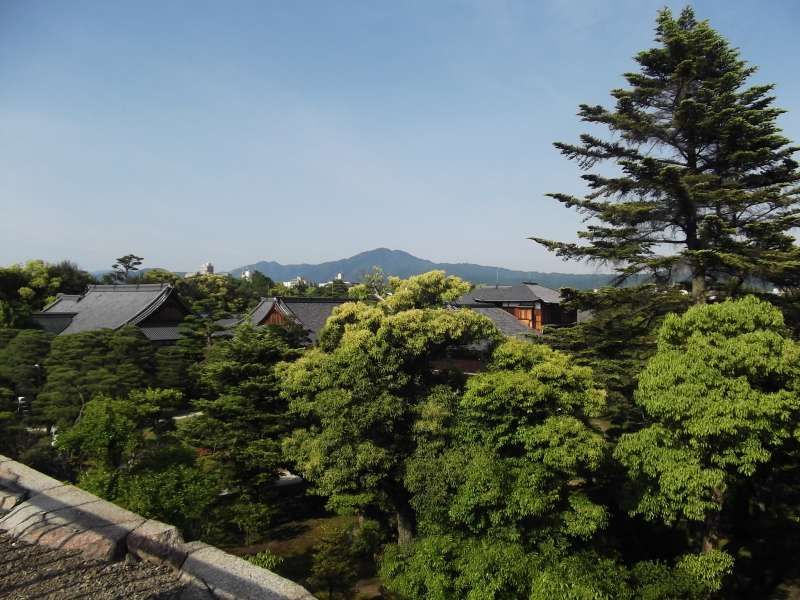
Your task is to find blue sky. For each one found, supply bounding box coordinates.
[1,1,799,273]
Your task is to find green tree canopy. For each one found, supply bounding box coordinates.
[383,270,470,313]
[112,254,144,283]
[615,296,800,556]
[0,260,94,327]
[37,326,156,427]
[348,266,391,301]
[0,330,52,400]
[141,268,180,285]
[538,285,691,427]
[177,273,250,356]
[383,338,732,599]
[58,388,219,540]
[382,340,609,598]
[177,323,300,541]
[281,272,497,542]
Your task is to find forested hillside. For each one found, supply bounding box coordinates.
[230,248,617,289]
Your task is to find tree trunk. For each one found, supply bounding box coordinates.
[395,506,415,545]
[702,511,721,552]
[692,271,707,305]
[701,488,724,552]
[683,193,705,305]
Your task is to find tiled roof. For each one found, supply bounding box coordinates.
[471,307,535,338]
[137,325,182,342]
[277,298,350,342]
[215,317,243,329]
[34,284,178,335]
[525,283,562,304]
[249,298,276,325]
[454,283,563,305]
[40,294,82,312]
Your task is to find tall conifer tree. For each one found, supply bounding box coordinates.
[533,7,800,303]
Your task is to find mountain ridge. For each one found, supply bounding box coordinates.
[229,248,616,290]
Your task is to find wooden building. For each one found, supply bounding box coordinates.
[31,284,189,344]
[453,283,575,333]
[246,297,350,344]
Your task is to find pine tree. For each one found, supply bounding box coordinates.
[309,524,358,599]
[38,327,155,427]
[111,254,144,283]
[532,7,800,303]
[176,324,298,542]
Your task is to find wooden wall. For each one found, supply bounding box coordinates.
[264,309,288,326]
[501,303,575,332]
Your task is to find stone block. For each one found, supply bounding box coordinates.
[128,519,187,567]
[0,460,64,497]
[24,520,136,561]
[0,486,145,561]
[0,481,27,511]
[181,542,315,600]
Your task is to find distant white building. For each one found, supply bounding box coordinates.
[320,272,351,287]
[199,262,215,275]
[283,276,309,288]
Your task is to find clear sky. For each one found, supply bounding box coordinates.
[1,1,798,273]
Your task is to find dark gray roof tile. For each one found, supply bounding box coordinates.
[471,307,535,338]
[137,325,182,341]
[249,299,275,325]
[525,283,562,304]
[455,283,562,305]
[279,298,349,342]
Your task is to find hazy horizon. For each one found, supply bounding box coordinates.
[78,247,616,277]
[2,1,799,274]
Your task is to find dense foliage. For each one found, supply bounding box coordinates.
[177,323,302,542]
[38,326,157,427]
[615,297,800,554]
[57,388,220,540]
[0,260,94,327]
[281,271,495,542]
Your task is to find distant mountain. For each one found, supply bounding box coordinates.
[230,248,616,290]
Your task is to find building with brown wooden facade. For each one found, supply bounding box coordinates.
[453,283,575,333]
[246,297,350,344]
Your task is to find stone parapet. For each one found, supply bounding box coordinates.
[0,454,315,599]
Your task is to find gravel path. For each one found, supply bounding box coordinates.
[0,532,187,599]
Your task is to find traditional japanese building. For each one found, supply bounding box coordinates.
[246,297,350,344]
[453,282,576,333]
[31,284,190,343]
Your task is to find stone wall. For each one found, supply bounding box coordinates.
[0,454,315,600]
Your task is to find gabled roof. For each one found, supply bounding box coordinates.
[280,298,349,342]
[248,298,276,326]
[34,284,183,337]
[256,297,349,343]
[454,283,563,305]
[40,294,83,312]
[524,283,562,304]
